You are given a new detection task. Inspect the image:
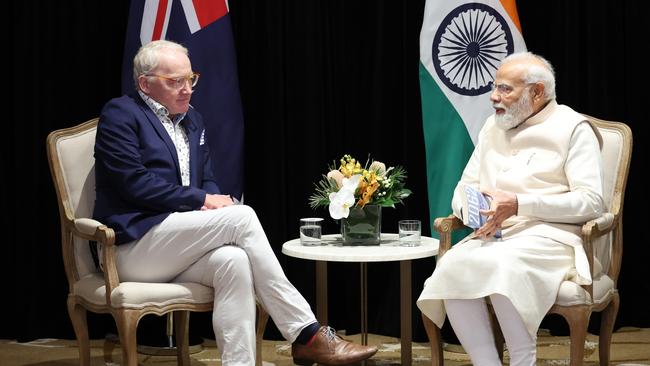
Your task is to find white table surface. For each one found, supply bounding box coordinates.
[281,233,439,262]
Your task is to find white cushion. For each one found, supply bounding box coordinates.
[598,128,623,211]
[73,237,98,278]
[73,273,213,308]
[555,273,615,306]
[592,256,603,277]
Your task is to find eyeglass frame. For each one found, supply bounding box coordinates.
[144,72,200,89]
[491,81,537,96]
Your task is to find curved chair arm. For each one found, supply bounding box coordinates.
[581,212,617,300]
[70,218,119,306]
[433,214,464,258]
[74,218,107,235]
[581,212,615,240]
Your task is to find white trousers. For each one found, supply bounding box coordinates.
[114,205,316,366]
[444,294,536,366]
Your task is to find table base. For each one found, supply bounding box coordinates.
[315,260,412,366]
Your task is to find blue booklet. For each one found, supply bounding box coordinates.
[459,184,501,238]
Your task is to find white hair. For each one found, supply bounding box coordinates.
[501,51,556,101]
[132,40,189,87]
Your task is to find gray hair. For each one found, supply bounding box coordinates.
[132,40,189,87]
[501,51,556,101]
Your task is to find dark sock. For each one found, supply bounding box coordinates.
[293,321,321,345]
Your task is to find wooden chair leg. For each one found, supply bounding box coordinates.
[67,299,90,366]
[599,294,619,366]
[555,305,591,366]
[421,312,444,366]
[174,311,191,366]
[255,302,269,366]
[114,310,141,366]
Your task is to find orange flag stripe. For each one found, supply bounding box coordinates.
[500,0,522,34]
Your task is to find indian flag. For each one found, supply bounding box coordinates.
[420,0,526,241]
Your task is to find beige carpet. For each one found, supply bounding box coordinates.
[2,327,649,366]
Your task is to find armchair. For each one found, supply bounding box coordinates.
[46,118,269,366]
[422,115,632,366]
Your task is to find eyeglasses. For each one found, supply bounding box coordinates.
[491,83,514,96]
[491,82,536,96]
[146,72,200,89]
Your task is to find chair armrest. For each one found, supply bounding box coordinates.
[70,218,120,306]
[74,218,105,235]
[433,214,464,258]
[72,218,116,245]
[581,212,615,240]
[580,212,616,301]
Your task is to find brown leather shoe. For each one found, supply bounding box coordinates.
[291,326,378,365]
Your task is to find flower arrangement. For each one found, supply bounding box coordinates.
[309,154,411,220]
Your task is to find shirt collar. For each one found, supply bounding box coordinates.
[520,99,557,128]
[138,90,187,124]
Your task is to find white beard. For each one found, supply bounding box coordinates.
[494,91,533,130]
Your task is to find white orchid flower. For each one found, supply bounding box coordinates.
[328,190,354,219]
[328,174,361,219]
[341,174,361,192]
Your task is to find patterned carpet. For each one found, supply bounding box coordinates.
[2,327,649,365]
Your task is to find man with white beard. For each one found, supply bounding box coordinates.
[417,52,605,366]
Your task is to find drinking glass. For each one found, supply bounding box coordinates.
[398,220,421,247]
[300,218,323,245]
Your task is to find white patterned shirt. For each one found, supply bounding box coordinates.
[138,90,191,186]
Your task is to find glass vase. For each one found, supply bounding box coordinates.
[341,204,382,245]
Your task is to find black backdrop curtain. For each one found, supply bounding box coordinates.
[6,0,648,343]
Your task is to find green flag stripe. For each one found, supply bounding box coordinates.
[419,62,473,242]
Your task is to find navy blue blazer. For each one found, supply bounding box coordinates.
[93,94,221,245]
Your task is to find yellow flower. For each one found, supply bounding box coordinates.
[362,169,378,183]
[339,154,362,177]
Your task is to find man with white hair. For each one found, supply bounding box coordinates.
[417,52,604,366]
[93,39,377,366]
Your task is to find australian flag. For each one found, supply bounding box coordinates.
[122,0,245,199]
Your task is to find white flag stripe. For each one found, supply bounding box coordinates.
[420,0,525,144]
[139,0,159,44]
[180,0,202,34]
[140,0,173,43]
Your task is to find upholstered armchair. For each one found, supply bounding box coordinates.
[46,118,269,366]
[422,115,632,366]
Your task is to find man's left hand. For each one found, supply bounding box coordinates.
[202,194,234,210]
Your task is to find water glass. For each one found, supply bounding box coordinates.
[398,220,421,246]
[300,218,323,245]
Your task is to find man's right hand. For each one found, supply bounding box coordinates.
[476,189,517,239]
[202,194,234,210]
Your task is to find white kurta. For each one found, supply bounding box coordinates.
[417,101,605,337]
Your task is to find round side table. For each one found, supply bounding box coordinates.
[282,233,439,366]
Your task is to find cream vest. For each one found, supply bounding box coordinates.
[476,101,601,282]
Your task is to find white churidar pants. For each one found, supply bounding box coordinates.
[445,294,536,366]
[114,205,316,366]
